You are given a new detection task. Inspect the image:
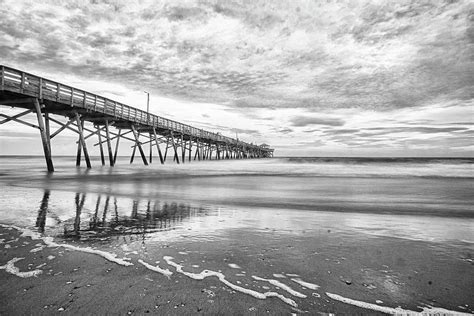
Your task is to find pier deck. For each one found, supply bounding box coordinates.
[0,65,273,171]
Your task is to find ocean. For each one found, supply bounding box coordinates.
[0,156,473,314]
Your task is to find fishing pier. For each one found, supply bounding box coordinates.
[0,65,274,171]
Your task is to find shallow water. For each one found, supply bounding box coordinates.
[0,156,473,313]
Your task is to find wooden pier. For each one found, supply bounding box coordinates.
[0,65,274,171]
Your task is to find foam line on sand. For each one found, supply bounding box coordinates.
[0,257,42,278]
[163,256,298,307]
[0,224,133,267]
[252,275,306,298]
[138,259,173,278]
[291,278,319,290]
[326,292,472,315]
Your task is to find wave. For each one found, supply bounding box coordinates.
[285,157,474,164]
[0,157,473,183]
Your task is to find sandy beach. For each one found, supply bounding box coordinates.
[1,214,472,315]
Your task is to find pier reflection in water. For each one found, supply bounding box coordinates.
[34,189,209,241]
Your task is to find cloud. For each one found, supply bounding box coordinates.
[321,128,360,135]
[1,0,472,156]
[228,127,261,135]
[290,116,345,127]
[1,0,472,112]
[354,126,469,137]
[277,128,293,134]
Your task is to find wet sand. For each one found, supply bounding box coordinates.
[1,223,472,315]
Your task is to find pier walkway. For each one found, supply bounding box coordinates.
[0,65,273,171]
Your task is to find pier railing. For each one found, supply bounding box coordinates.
[0,65,262,150]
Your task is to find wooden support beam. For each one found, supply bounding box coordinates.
[199,140,203,160]
[128,136,157,148]
[113,129,121,165]
[33,99,54,172]
[78,124,105,142]
[201,141,205,160]
[196,141,200,160]
[131,125,148,165]
[207,144,212,160]
[170,132,180,164]
[0,109,33,125]
[80,116,115,122]
[50,118,74,139]
[152,129,164,164]
[47,116,80,136]
[181,135,185,164]
[84,126,103,141]
[44,110,53,156]
[94,130,133,146]
[97,125,105,166]
[130,134,137,164]
[194,139,200,161]
[0,113,39,129]
[163,137,169,161]
[149,133,153,164]
[194,144,199,161]
[0,97,37,105]
[44,111,51,153]
[75,113,91,169]
[76,132,82,166]
[105,120,114,166]
[188,138,192,162]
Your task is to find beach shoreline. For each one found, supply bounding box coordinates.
[1,157,473,314]
[1,222,472,315]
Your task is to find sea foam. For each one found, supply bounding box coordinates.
[138,259,173,278]
[164,256,298,307]
[326,292,472,315]
[0,257,42,278]
[291,278,319,290]
[0,224,133,266]
[252,276,306,298]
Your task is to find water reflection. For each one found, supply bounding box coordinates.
[35,190,50,233]
[31,188,474,246]
[34,189,209,240]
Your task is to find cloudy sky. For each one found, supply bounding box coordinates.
[1,0,473,157]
